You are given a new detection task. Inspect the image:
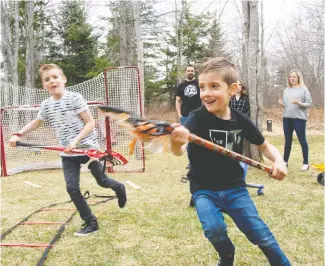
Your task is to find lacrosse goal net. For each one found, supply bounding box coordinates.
[0,67,144,176]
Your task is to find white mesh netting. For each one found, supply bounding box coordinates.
[0,67,144,176]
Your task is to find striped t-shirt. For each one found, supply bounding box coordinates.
[37,91,99,156]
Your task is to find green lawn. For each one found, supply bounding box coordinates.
[1,135,323,266]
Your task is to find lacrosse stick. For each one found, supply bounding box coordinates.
[98,106,274,175]
[16,141,128,167]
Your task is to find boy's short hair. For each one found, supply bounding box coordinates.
[39,64,65,79]
[198,57,238,87]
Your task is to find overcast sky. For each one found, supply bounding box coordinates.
[0,0,302,63]
[87,0,301,51]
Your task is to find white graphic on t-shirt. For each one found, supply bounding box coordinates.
[210,130,227,147]
[184,84,198,97]
[209,129,243,152]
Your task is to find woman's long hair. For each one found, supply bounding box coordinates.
[238,80,248,96]
[288,69,306,88]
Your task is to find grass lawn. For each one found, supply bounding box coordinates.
[1,134,323,266]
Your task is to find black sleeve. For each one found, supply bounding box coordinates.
[176,83,183,97]
[183,111,199,134]
[241,113,265,145]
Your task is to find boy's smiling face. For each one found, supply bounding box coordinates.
[199,72,237,116]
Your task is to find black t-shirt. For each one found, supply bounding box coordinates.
[176,79,201,117]
[184,106,265,194]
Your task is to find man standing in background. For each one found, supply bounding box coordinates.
[176,65,201,126]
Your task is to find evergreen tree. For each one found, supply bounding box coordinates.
[206,19,231,59]
[46,0,98,85]
[181,8,210,64]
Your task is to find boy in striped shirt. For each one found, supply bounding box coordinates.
[9,64,127,236]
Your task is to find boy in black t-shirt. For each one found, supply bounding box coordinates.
[170,58,290,265]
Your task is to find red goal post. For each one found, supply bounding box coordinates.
[0,67,144,176]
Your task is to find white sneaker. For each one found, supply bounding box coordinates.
[301,164,309,171]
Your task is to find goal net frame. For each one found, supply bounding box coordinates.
[0,66,144,176]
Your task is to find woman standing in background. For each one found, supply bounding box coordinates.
[278,69,312,171]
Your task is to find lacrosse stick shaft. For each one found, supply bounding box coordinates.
[16,141,85,155]
[188,134,273,174]
[15,141,128,165]
[97,105,272,174]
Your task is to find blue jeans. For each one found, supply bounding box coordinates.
[192,187,290,265]
[239,162,248,180]
[180,116,187,125]
[283,118,308,164]
[180,116,190,164]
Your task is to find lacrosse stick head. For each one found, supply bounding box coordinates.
[85,149,128,166]
[98,105,173,137]
[98,106,132,122]
[98,105,173,154]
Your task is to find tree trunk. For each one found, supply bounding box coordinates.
[241,1,249,86]
[25,0,35,89]
[12,0,19,86]
[126,2,135,65]
[259,0,265,129]
[119,1,128,66]
[0,1,10,85]
[133,0,145,115]
[1,0,19,86]
[242,1,262,161]
[176,0,185,85]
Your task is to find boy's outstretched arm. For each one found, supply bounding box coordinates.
[170,125,189,156]
[8,119,43,147]
[64,109,95,153]
[257,140,287,180]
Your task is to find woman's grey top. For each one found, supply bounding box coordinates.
[282,87,312,120]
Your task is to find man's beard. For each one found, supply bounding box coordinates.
[187,74,194,80]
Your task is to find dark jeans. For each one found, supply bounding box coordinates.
[193,187,290,265]
[283,118,308,164]
[180,116,187,125]
[180,117,190,162]
[62,156,122,221]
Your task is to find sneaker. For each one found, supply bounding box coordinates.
[74,219,99,237]
[285,162,288,167]
[301,164,309,171]
[116,184,127,208]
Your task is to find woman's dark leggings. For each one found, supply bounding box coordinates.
[283,118,309,164]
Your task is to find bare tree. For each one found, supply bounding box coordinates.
[175,0,185,85]
[241,1,249,85]
[1,0,20,85]
[119,1,128,66]
[242,0,262,161]
[133,0,145,114]
[25,0,35,89]
[268,0,324,106]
